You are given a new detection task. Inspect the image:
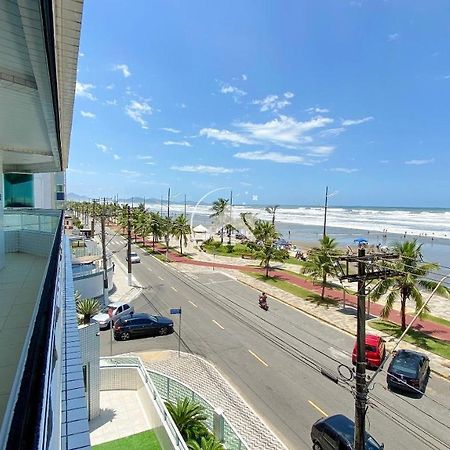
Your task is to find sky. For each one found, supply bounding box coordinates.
[68,0,450,208]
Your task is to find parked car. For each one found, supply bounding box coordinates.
[91,302,134,330]
[113,312,174,341]
[311,414,384,450]
[126,251,140,263]
[387,349,430,394]
[351,334,385,369]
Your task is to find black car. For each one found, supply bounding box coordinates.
[387,349,430,394]
[311,414,384,450]
[113,312,174,341]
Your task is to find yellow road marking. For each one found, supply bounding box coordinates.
[171,286,178,292]
[158,276,164,281]
[188,301,198,308]
[248,350,269,367]
[212,320,224,330]
[308,400,328,417]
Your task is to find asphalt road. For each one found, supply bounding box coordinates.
[100,233,450,450]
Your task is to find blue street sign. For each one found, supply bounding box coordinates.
[170,308,182,315]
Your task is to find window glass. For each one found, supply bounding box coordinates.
[4,173,34,207]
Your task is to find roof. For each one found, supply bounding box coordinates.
[193,224,208,233]
[366,334,382,345]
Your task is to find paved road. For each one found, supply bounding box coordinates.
[101,234,450,450]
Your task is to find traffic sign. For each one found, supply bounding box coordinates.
[170,308,182,315]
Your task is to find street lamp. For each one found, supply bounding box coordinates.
[322,186,338,238]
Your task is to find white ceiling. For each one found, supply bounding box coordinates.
[0,0,83,173]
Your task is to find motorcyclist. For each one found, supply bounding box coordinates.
[259,292,268,310]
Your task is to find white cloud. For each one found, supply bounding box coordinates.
[284,92,294,99]
[320,127,345,137]
[306,146,335,156]
[106,84,115,90]
[79,52,85,57]
[113,154,121,160]
[121,169,142,177]
[96,143,109,153]
[306,106,329,114]
[388,33,400,42]
[342,116,374,126]
[113,64,131,77]
[161,127,181,134]
[75,82,96,101]
[240,181,252,186]
[137,155,153,160]
[380,160,389,164]
[180,103,187,109]
[125,100,152,129]
[67,167,96,175]
[105,99,118,106]
[237,115,333,147]
[171,165,248,174]
[252,195,258,201]
[199,128,254,145]
[330,167,359,173]
[242,74,248,81]
[234,151,305,164]
[163,140,192,147]
[253,94,290,112]
[405,158,435,165]
[221,85,246,96]
[80,111,96,118]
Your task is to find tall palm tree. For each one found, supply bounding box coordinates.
[210,198,229,244]
[173,214,191,255]
[369,240,450,331]
[252,219,280,243]
[160,216,174,260]
[149,212,164,249]
[303,235,340,300]
[265,205,280,226]
[165,398,209,443]
[258,243,289,277]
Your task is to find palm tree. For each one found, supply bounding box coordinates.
[173,214,191,255]
[258,243,289,277]
[265,205,280,226]
[160,216,174,260]
[76,298,100,325]
[252,220,280,243]
[165,398,209,443]
[149,212,164,250]
[369,240,450,331]
[303,235,340,300]
[188,436,224,450]
[210,198,229,244]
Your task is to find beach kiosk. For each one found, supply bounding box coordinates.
[193,224,209,243]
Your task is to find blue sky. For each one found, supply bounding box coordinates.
[69,0,450,207]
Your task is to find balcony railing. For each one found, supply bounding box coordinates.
[3,208,61,233]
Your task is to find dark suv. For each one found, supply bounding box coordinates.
[311,414,384,450]
[113,312,174,341]
[387,349,430,394]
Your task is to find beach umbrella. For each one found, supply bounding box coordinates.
[353,238,368,244]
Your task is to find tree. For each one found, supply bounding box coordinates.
[173,214,191,255]
[369,240,450,331]
[149,212,164,249]
[165,398,209,443]
[76,297,100,325]
[210,198,229,244]
[160,216,174,261]
[265,205,280,226]
[258,243,289,277]
[188,436,225,450]
[302,235,340,300]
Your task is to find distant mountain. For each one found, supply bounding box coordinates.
[67,192,90,201]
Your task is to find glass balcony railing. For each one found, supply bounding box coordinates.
[3,209,61,233]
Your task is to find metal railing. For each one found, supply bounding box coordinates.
[101,356,249,450]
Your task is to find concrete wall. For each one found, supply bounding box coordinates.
[4,229,53,257]
[73,265,113,300]
[78,323,100,419]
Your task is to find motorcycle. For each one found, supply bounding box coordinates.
[259,296,269,311]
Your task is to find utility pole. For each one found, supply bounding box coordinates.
[91,199,96,238]
[184,194,187,217]
[127,205,132,286]
[354,247,366,450]
[167,187,171,218]
[101,198,109,304]
[229,190,233,245]
[333,250,399,450]
[160,195,163,215]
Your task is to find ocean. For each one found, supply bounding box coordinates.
[144,202,450,284]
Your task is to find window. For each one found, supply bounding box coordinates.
[123,304,130,311]
[4,173,34,207]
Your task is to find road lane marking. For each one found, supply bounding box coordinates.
[212,320,224,330]
[308,400,328,417]
[188,301,198,308]
[147,267,152,272]
[248,350,268,367]
[158,276,164,281]
[171,286,178,292]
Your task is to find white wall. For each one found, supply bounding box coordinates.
[73,266,114,300]
[34,173,54,209]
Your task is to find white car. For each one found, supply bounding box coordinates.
[91,302,134,330]
[126,251,140,263]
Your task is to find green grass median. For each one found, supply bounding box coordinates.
[369,320,450,360]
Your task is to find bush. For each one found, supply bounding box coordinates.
[226,244,234,253]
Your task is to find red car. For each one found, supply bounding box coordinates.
[352,334,386,369]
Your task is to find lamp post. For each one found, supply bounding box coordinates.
[322,186,338,238]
